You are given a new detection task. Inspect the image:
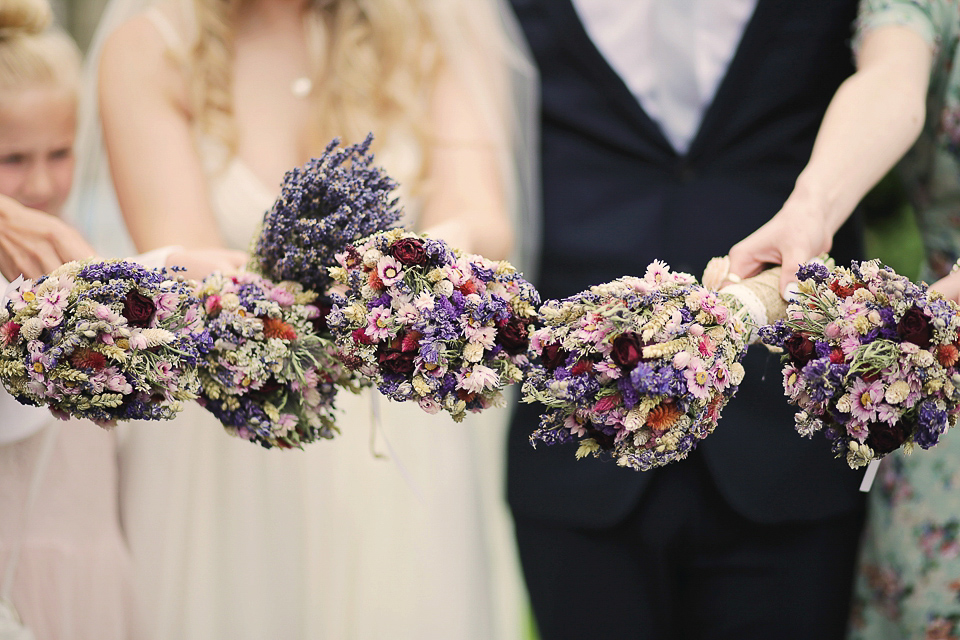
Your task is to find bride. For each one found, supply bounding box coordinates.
[70,0,537,637]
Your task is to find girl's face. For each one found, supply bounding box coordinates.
[0,84,76,216]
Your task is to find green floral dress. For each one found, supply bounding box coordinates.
[850,1,960,638]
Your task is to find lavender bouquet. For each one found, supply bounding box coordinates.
[326,229,540,421]
[523,261,756,470]
[252,134,403,294]
[194,271,359,449]
[0,260,204,427]
[760,260,960,469]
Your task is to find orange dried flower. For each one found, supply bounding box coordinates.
[938,344,960,367]
[263,317,297,341]
[646,402,682,432]
[368,268,384,291]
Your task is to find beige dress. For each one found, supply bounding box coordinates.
[0,392,133,640]
[114,8,525,639]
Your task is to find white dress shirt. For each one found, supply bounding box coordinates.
[572,0,758,153]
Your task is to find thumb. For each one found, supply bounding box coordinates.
[778,248,809,299]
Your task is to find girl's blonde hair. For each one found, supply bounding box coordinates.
[0,0,82,92]
[189,0,440,188]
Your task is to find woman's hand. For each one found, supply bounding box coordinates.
[727,182,835,295]
[0,194,97,280]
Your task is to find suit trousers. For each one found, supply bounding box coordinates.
[514,450,865,640]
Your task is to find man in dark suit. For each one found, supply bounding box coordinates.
[507,1,865,638]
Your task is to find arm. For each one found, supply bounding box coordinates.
[417,67,513,260]
[98,16,245,278]
[0,194,96,279]
[726,26,934,293]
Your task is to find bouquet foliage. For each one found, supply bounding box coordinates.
[0,260,204,426]
[760,260,960,468]
[327,229,540,421]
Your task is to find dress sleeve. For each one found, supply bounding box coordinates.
[854,0,948,54]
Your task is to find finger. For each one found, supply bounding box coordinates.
[50,226,97,263]
[778,248,811,299]
[726,242,769,281]
[28,243,68,279]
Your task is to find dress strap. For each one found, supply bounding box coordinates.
[144,6,186,57]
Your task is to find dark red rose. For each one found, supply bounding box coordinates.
[497,317,529,355]
[378,349,416,375]
[611,332,643,370]
[865,421,910,455]
[784,333,816,367]
[541,343,567,370]
[123,290,156,328]
[249,376,283,401]
[897,306,932,348]
[311,303,332,334]
[391,238,428,266]
[586,427,616,451]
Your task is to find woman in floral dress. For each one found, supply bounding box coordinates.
[725,0,960,636]
[847,2,960,637]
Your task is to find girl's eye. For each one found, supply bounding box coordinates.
[0,153,26,165]
[49,148,72,161]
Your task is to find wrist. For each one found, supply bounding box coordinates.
[789,171,849,234]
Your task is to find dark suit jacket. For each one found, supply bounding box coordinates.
[508,0,865,528]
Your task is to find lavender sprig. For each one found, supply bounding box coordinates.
[253,134,403,292]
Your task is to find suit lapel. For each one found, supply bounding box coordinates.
[686,0,793,159]
[541,0,676,158]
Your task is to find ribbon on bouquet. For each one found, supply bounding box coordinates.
[368,391,424,502]
[859,459,880,492]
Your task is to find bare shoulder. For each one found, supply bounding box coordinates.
[98,12,186,106]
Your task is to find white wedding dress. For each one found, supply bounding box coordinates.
[111,11,526,640]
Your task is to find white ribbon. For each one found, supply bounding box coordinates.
[368,391,424,502]
[859,459,880,492]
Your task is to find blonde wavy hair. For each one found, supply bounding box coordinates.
[188,0,440,188]
[0,0,81,92]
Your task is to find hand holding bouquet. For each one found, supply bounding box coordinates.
[760,260,960,468]
[326,229,540,421]
[0,260,204,426]
[194,271,360,449]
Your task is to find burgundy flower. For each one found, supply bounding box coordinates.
[586,427,616,451]
[378,349,416,375]
[865,420,910,455]
[784,332,816,367]
[249,376,283,401]
[611,332,643,370]
[123,289,156,328]
[497,317,529,355]
[352,327,375,345]
[570,358,594,376]
[390,238,428,266]
[541,343,567,370]
[897,306,932,348]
